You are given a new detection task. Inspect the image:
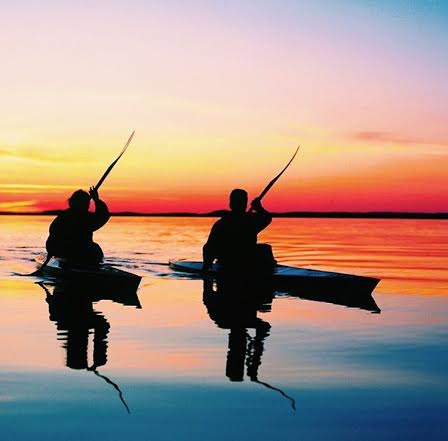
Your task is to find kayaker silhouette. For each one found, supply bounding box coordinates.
[203,189,275,272]
[34,132,134,275]
[202,146,300,272]
[45,187,110,265]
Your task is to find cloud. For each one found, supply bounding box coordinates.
[351,131,447,146]
[0,200,39,212]
[0,184,77,194]
[0,183,131,194]
[0,146,89,163]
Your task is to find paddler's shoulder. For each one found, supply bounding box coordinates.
[211,211,234,228]
[213,210,229,221]
[53,208,70,219]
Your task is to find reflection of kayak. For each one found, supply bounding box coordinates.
[37,279,142,309]
[35,255,142,292]
[170,260,381,312]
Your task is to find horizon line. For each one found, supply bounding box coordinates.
[1,210,447,219]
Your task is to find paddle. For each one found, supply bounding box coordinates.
[94,130,135,191]
[249,144,300,211]
[33,131,135,275]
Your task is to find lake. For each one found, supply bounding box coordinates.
[0,216,447,440]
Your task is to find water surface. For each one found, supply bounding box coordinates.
[0,216,447,440]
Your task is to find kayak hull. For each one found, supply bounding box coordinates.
[35,256,142,293]
[169,260,381,312]
[170,260,379,290]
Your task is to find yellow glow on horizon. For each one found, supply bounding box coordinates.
[0,200,39,212]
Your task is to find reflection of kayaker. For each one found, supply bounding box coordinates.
[202,278,296,411]
[202,277,273,382]
[41,280,110,370]
[46,187,110,265]
[39,280,138,414]
[203,189,274,272]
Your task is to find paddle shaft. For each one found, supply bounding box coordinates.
[249,145,300,212]
[94,130,135,191]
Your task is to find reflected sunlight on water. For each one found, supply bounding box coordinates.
[2,216,447,294]
[0,216,447,440]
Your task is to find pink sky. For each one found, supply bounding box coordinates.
[0,1,447,212]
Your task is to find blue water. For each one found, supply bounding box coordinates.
[0,216,447,440]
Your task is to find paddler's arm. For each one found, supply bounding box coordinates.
[89,187,110,231]
[203,221,220,271]
[48,213,62,235]
[250,197,272,233]
[46,212,64,255]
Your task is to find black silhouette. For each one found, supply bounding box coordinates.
[46,187,110,264]
[203,189,274,271]
[277,285,381,313]
[202,277,296,411]
[34,132,134,275]
[38,280,141,413]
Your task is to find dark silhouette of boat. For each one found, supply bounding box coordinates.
[35,255,141,293]
[170,260,381,313]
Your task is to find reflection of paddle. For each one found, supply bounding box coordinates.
[250,145,300,211]
[89,368,131,414]
[251,378,297,413]
[247,334,296,412]
[32,131,135,276]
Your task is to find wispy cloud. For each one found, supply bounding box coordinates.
[351,131,447,146]
[0,184,131,196]
[0,147,89,163]
[0,200,38,212]
[0,184,77,194]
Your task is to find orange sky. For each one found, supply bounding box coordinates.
[1,1,447,213]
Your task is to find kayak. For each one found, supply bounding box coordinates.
[169,260,381,311]
[35,255,142,292]
[170,260,379,291]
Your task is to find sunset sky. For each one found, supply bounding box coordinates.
[1,0,447,213]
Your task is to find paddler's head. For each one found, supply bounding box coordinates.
[229,189,248,214]
[68,189,90,212]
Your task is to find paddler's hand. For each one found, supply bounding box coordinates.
[89,186,100,202]
[250,197,263,212]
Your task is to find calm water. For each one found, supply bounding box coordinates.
[1,216,447,440]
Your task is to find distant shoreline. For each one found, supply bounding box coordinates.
[1,211,447,219]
